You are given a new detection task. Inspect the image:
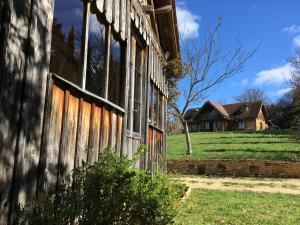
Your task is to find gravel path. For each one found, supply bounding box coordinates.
[174,176,300,195]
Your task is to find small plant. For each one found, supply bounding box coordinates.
[19,148,184,225]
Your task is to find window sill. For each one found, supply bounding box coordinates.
[51,73,126,115]
[149,124,164,133]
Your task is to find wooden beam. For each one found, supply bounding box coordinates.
[142,5,154,13]
[155,5,172,15]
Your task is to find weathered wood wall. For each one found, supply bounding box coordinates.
[148,127,164,173]
[39,75,124,194]
[0,0,173,224]
[0,0,53,224]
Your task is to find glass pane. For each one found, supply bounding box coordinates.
[50,0,84,86]
[133,72,141,133]
[86,11,106,97]
[159,93,163,128]
[108,34,122,105]
[133,101,140,133]
[133,46,143,133]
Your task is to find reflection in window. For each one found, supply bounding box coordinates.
[133,46,143,133]
[149,83,164,129]
[108,34,123,105]
[86,11,106,97]
[50,0,84,86]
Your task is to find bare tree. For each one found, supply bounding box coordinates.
[168,16,256,155]
[235,88,269,104]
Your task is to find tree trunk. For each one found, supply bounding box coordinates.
[183,120,192,155]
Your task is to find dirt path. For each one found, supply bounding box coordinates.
[174,176,300,195]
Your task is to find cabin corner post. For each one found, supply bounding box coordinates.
[8,0,54,223]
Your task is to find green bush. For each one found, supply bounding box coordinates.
[19,149,184,225]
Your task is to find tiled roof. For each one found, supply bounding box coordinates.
[186,101,265,121]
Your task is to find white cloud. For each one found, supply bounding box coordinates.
[293,35,300,48]
[176,4,200,40]
[283,25,300,34]
[275,88,293,96]
[254,63,292,86]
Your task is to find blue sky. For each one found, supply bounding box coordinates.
[176,0,300,108]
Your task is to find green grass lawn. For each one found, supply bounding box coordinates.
[167,131,300,161]
[174,189,300,225]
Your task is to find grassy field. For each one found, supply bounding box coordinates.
[167,131,300,161]
[174,189,300,225]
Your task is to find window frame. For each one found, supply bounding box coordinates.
[128,31,147,135]
[205,122,210,130]
[238,121,245,130]
[50,0,126,108]
[132,43,144,133]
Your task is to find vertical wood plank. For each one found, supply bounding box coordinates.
[105,0,113,23]
[113,0,120,33]
[58,93,79,185]
[57,91,70,186]
[75,100,91,166]
[44,84,64,193]
[116,115,123,155]
[87,105,101,163]
[110,111,117,150]
[120,0,126,40]
[96,0,105,12]
[100,108,110,152]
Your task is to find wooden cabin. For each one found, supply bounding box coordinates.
[0,0,180,223]
[186,101,269,132]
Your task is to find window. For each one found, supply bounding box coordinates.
[205,122,210,130]
[108,34,124,105]
[133,45,143,133]
[50,0,84,86]
[85,11,106,97]
[50,2,126,107]
[149,82,164,130]
[238,121,245,129]
[217,121,221,129]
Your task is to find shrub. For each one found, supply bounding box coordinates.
[19,148,184,225]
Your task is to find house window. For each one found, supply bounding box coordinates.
[108,33,125,105]
[50,0,84,86]
[149,82,164,129]
[133,45,143,133]
[50,1,126,107]
[86,12,106,97]
[217,121,221,129]
[205,122,210,130]
[153,85,158,126]
[238,121,245,129]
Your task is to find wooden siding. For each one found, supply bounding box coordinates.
[0,0,173,223]
[148,127,164,173]
[40,74,125,192]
